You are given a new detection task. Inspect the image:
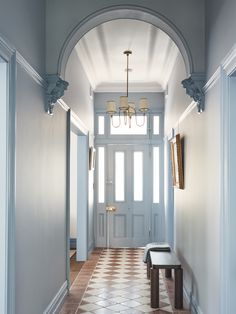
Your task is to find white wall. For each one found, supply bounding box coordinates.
[165,53,221,313]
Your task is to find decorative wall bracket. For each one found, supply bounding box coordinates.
[45,74,69,115]
[181,73,205,113]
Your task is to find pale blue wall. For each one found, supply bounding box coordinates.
[0,1,68,313]
[0,0,45,74]
[206,0,236,78]
[94,92,164,112]
[16,69,67,314]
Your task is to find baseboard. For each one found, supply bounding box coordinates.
[70,238,76,249]
[88,241,94,257]
[183,286,203,314]
[43,281,68,314]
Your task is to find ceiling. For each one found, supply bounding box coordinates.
[75,19,179,93]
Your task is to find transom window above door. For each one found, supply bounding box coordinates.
[96,114,161,137]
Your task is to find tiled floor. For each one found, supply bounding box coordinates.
[59,248,190,314]
[70,252,85,286]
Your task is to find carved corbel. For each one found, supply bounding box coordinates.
[181,74,205,113]
[45,74,69,115]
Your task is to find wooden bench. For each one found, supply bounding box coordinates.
[150,251,183,309]
[143,243,171,279]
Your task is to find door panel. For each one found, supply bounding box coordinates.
[107,145,150,247]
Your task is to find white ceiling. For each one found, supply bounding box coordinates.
[75,19,179,92]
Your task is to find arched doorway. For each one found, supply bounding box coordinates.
[58,6,192,79]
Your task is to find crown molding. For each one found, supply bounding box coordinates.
[95,81,163,93]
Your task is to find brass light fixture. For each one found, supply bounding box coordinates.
[106,50,149,128]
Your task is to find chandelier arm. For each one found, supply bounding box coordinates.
[111,113,121,128]
[135,113,146,127]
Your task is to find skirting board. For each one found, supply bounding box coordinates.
[43,281,68,314]
[88,241,94,257]
[183,286,203,314]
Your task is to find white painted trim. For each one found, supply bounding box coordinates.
[222,43,236,76]
[0,35,16,314]
[76,136,89,261]
[43,281,68,314]
[94,82,163,93]
[219,67,229,314]
[0,34,15,57]
[203,67,221,93]
[1,30,46,90]
[176,101,196,127]
[57,98,70,112]
[219,44,236,314]
[15,52,45,87]
[71,110,89,135]
[172,101,196,133]
[183,286,203,314]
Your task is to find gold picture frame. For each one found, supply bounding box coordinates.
[170,134,184,189]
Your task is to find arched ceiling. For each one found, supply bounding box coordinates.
[75,19,179,92]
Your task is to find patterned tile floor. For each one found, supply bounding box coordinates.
[59,248,190,314]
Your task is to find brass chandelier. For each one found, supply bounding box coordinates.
[106,50,149,128]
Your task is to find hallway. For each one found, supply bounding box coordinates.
[60,249,190,314]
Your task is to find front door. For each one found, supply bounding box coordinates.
[106,144,151,247]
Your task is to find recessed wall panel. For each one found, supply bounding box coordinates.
[132,215,145,237]
[113,214,126,238]
[98,213,105,237]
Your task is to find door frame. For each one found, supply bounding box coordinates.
[0,36,16,314]
[66,110,89,287]
[220,45,236,314]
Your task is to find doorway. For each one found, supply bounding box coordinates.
[95,141,164,248]
[67,112,89,286]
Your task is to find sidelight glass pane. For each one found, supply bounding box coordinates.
[133,152,143,201]
[153,147,160,203]
[98,116,105,135]
[115,152,125,201]
[98,147,105,203]
[153,116,160,135]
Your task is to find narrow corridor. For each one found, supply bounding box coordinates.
[60,249,190,314]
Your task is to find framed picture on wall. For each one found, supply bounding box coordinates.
[170,134,184,189]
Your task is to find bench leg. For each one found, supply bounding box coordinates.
[151,267,159,308]
[165,269,172,278]
[147,258,151,279]
[174,268,183,309]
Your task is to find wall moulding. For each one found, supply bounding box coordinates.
[182,73,205,113]
[45,74,69,115]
